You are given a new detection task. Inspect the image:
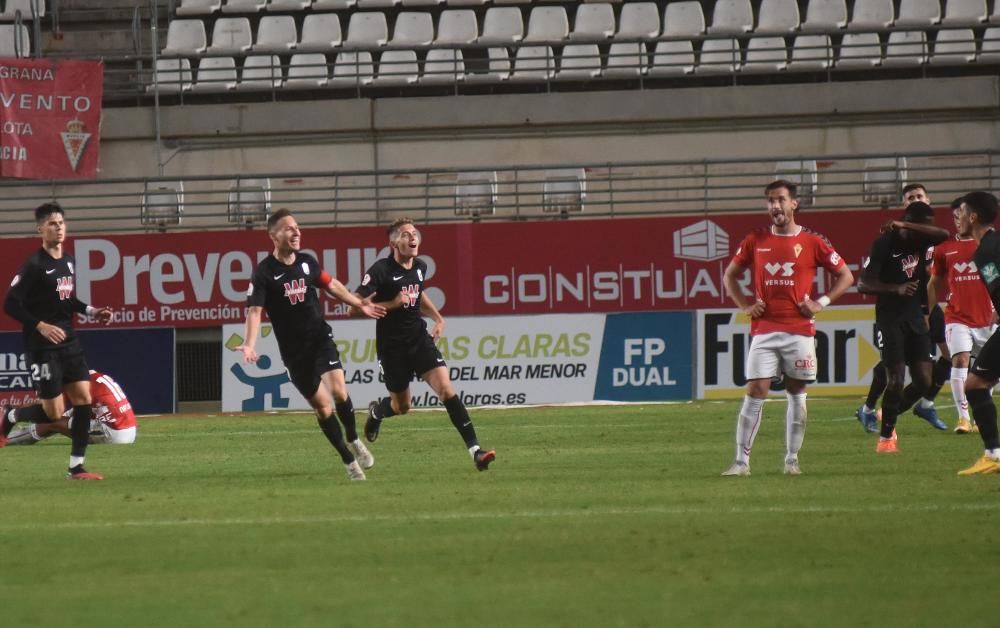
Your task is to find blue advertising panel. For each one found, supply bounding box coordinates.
[0,328,175,415]
[594,312,694,401]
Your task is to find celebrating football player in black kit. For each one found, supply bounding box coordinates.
[857,201,948,454]
[356,218,496,472]
[236,209,386,481]
[952,191,1000,475]
[2,202,113,479]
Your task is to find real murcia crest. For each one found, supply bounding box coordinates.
[793,244,803,258]
[60,119,91,172]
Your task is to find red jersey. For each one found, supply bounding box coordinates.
[61,370,137,430]
[731,225,846,337]
[931,237,995,327]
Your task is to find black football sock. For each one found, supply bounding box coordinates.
[865,362,887,409]
[335,398,359,442]
[443,395,479,449]
[14,404,52,423]
[70,404,92,458]
[967,388,1000,450]
[929,357,951,393]
[318,414,354,464]
[880,387,901,439]
[898,383,922,414]
[378,397,396,419]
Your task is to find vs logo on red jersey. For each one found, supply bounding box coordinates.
[284,278,307,304]
[56,276,73,300]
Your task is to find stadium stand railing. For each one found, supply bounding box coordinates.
[0,150,996,235]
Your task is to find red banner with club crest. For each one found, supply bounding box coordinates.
[0,58,103,179]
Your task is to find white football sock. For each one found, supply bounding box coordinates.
[862,404,876,414]
[735,396,765,465]
[918,398,934,409]
[951,367,970,420]
[70,455,85,469]
[785,391,807,462]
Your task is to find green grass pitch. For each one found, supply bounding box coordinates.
[1,399,998,628]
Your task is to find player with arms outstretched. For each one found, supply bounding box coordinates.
[721,180,854,476]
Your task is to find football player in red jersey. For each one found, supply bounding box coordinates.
[3,370,137,445]
[721,180,854,476]
[930,198,999,433]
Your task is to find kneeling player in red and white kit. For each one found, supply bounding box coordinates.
[721,180,854,476]
[2,370,137,446]
[928,198,998,434]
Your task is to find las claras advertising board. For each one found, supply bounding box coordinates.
[221,312,694,411]
[697,306,881,399]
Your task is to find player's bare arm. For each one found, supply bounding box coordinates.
[324,277,385,319]
[419,293,446,341]
[927,274,943,312]
[882,220,949,244]
[723,260,765,319]
[235,305,263,363]
[857,275,919,297]
[799,264,854,318]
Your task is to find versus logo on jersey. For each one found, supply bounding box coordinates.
[764,262,795,277]
[981,262,1000,284]
[56,276,73,300]
[901,254,920,279]
[284,279,308,305]
[954,261,979,274]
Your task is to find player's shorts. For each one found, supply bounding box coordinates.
[929,305,946,345]
[970,328,1000,382]
[945,322,997,357]
[745,332,817,382]
[28,341,90,400]
[90,424,136,445]
[876,316,933,368]
[285,337,344,401]
[377,332,446,393]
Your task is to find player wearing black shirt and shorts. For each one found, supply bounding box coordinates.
[951,192,1000,474]
[356,218,496,472]
[236,209,385,481]
[858,202,948,452]
[2,203,113,480]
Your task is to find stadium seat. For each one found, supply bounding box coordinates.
[0,23,29,57]
[744,36,788,71]
[698,37,743,72]
[208,17,253,53]
[978,27,1000,61]
[268,0,312,9]
[357,0,401,7]
[568,3,615,41]
[929,28,976,63]
[0,0,44,20]
[445,0,488,5]
[662,1,706,36]
[510,45,556,81]
[464,48,511,82]
[788,34,832,70]
[389,12,434,47]
[312,0,355,9]
[524,6,569,43]
[757,0,800,33]
[479,7,524,44]
[847,0,894,30]
[991,3,1000,22]
[604,42,647,76]
[837,32,882,66]
[863,157,907,203]
[775,160,819,205]
[616,2,660,39]
[423,48,465,82]
[941,0,987,24]
[401,0,443,6]
[176,0,222,16]
[284,53,329,88]
[190,56,238,92]
[298,13,342,51]
[895,0,941,27]
[883,30,927,65]
[436,10,479,44]
[373,49,419,84]
[542,169,586,213]
[708,0,754,34]
[343,12,389,48]
[800,0,848,31]
[556,44,603,79]
[236,54,283,90]
[228,178,272,226]
[329,51,375,86]
[140,182,184,229]
[649,39,696,75]
[222,0,267,13]
[493,0,530,4]
[454,172,497,217]
[255,15,298,52]
[147,58,193,93]
[163,19,207,55]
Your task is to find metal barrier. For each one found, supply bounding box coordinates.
[0,150,995,236]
